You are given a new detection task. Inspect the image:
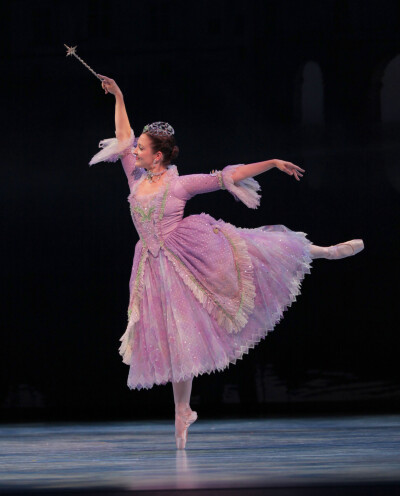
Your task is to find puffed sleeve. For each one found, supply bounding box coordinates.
[175,164,261,209]
[88,128,145,188]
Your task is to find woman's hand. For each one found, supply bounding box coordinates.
[274,159,305,181]
[98,74,122,97]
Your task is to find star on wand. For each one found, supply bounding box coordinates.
[64,44,103,81]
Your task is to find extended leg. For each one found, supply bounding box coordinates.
[309,239,364,260]
[309,244,329,259]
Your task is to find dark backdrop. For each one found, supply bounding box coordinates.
[1,0,400,422]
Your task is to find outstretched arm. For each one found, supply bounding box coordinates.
[175,164,263,209]
[232,159,305,182]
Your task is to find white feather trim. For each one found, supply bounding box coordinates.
[222,164,262,209]
[89,128,135,166]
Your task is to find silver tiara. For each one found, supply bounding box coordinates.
[143,121,175,137]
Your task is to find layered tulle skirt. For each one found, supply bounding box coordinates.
[125,218,313,390]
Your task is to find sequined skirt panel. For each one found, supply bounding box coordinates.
[127,222,313,390]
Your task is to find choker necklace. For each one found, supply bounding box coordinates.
[146,168,167,183]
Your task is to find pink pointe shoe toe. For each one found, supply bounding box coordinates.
[175,408,198,450]
[326,239,364,260]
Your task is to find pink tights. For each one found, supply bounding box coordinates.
[309,243,329,259]
[172,378,194,413]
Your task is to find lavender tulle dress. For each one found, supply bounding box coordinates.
[89,129,313,390]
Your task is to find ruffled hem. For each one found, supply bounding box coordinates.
[89,128,136,166]
[221,164,262,209]
[119,246,149,365]
[127,234,313,390]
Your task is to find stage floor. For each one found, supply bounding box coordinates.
[1,414,400,494]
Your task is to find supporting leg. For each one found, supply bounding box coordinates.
[172,377,193,412]
[172,377,198,450]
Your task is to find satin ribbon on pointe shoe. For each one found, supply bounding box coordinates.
[326,239,364,260]
[175,409,198,450]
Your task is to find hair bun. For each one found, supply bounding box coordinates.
[171,145,179,161]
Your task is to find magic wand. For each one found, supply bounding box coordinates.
[64,44,103,81]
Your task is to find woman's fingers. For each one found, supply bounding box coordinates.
[99,74,113,87]
[287,162,305,180]
[100,77,110,94]
[285,161,305,172]
[290,168,302,181]
[277,160,305,181]
[99,74,117,95]
[99,75,114,84]
[290,162,305,172]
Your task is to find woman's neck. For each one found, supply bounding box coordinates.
[146,164,167,174]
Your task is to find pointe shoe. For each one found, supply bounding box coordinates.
[326,239,364,260]
[175,408,198,450]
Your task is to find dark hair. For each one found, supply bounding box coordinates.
[145,132,179,166]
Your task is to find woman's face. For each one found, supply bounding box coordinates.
[133,133,163,169]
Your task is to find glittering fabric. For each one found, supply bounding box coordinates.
[90,129,313,390]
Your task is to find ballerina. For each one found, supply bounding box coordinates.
[89,75,364,449]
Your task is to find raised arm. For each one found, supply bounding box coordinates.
[111,85,139,185]
[89,75,145,187]
[112,88,131,141]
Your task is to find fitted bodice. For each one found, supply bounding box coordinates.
[128,166,187,257]
[135,191,158,207]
